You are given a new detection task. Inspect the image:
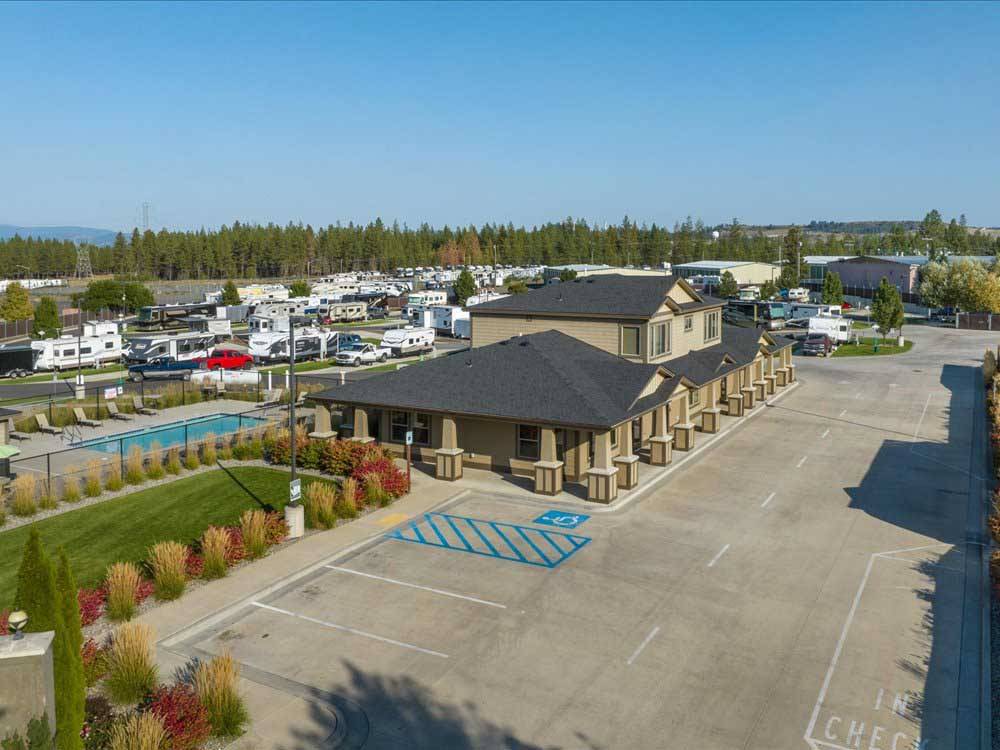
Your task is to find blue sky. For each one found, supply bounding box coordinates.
[1,1,997,231]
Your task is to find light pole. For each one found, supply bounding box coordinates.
[284,321,304,538]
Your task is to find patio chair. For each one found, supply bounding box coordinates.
[35,413,63,435]
[106,402,133,421]
[132,396,159,416]
[73,407,101,428]
[260,388,284,407]
[6,417,30,441]
[203,381,225,399]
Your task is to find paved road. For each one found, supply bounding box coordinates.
[163,324,991,749]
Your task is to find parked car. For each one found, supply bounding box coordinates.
[802,333,835,357]
[334,343,391,367]
[194,348,254,371]
[366,306,388,320]
[128,357,198,381]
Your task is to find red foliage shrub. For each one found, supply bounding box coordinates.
[0,609,8,635]
[321,439,388,477]
[78,588,107,626]
[225,527,246,565]
[81,638,109,686]
[263,512,288,546]
[185,551,204,579]
[136,578,155,604]
[353,457,409,499]
[147,683,211,750]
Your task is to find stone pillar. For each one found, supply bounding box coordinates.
[701,407,721,433]
[0,632,56,744]
[586,430,618,503]
[727,393,744,417]
[435,416,463,481]
[753,377,766,402]
[533,427,564,495]
[776,368,788,387]
[742,384,756,410]
[353,407,368,439]
[673,395,695,451]
[613,423,638,490]
[649,404,672,465]
[787,362,797,382]
[308,402,336,439]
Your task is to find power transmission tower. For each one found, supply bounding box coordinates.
[76,245,93,278]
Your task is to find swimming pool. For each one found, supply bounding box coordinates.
[76,412,267,455]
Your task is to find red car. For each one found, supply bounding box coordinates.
[196,349,254,370]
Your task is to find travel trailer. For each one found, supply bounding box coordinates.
[430,305,470,337]
[379,327,435,357]
[403,291,448,319]
[319,300,367,323]
[787,302,842,321]
[0,344,37,378]
[238,284,289,303]
[135,303,220,331]
[807,315,852,343]
[182,316,232,338]
[32,323,124,371]
[125,332,215,364]
[249,324,339,363]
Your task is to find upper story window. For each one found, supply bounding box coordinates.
[652,322,670,357]
[705,311,720,342]
[684,315,693,332]
[621,326,641,357]
[688,388,701,407]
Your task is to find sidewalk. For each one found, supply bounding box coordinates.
[141,470,466,749]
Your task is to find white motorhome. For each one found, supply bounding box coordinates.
[182,316,232,338]
[248,316,338,362]
[786,287,810,302]
[320,301,367,323]
[125,332,215,364]
[380,327,435,357]
[465,292,509,307]
[32,324,123,371]
[403,291,448,319]
[788,302,842,320]
[238,284,289,303]
[808,316,852,343]
[430,305,470,337]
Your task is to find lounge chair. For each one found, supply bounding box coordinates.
[106,402,132,421]
[132,396,159,416]
[35,414,63,435]
[73,407,101,428]
[260,388,284,407]
[6,417,30,441]
[202,381,225,399]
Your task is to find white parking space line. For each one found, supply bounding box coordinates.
[910,393,932,444]
[251,602,450,658]
[796,455,808,469]
[853,391,862,399]
[760,492,776,509]
[626,626,660,666]
[838,409,847,418]
[324,565,506,609]
[820,428,830,439]
[707,544,730,568]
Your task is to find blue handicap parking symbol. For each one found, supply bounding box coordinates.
[533,511,589,530]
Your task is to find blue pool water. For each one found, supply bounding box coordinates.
[76,413,266,454]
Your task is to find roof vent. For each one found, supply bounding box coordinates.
[519,340,530,347]
[466,359,473,367]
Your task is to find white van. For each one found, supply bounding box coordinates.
[380,327,435,358]
[808,315,852,343]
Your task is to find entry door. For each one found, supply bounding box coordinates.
[632,418,641,447]
[721,378,728,401]
[369,410,381,441]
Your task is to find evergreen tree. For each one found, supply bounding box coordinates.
[221,280,241,306]
[31,296,60,339]
[453,270,477,305]
[54,551,84,750]
[717,271,739,298]
[289,280,310,297]
[759,280,779,300]
[871,277,904,336]
[506,279,528,295]
[559,268,578,282]
[14,529,58,633]
[778,264,799,290]
[821,271,844,304]
[0,282,33,321]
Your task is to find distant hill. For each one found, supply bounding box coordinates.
[0,224,118,246]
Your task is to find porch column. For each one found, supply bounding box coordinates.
[534,426,564,495]
[309,402,336,440]
[673,395,695,451]
[351,406,374,443]
[613,423,638,490]
[741,365,756,410]
[435,415,464,481]
[586,429,618,503]
[764,356,777,395]
[753,360,767,402]
[649,403,672,466]
[701,381,721,433]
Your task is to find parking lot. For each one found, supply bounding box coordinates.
[162,324,990,749]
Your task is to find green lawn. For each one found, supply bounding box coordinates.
[832,337,914,357]
[260,359,338,375]
[850,321,870,330]
[0,364,128,385]
[0,467,335,604]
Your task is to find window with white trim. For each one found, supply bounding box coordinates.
[705,311,720,341]
[622,326,641,356]
[517,424,540,460]
[684,315,693,332]
[688,388,701,407]
[390,410,431,445]
[652,322,669,357]
[390,411,409,443]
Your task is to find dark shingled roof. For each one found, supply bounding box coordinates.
[313,330,683,429]
[471,274,712,318]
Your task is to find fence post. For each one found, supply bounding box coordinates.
[46,453,51,498]
[184,424,189,456]
[256,373,260,402]
[119,438,124,477]
[182,378,186,406]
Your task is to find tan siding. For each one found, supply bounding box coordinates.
[471,312,635,356]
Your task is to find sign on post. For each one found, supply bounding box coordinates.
[289,479,301,503]
[405,430,414,446]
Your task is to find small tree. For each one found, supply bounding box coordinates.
[453,270,477,305]
[759,280,779,300]
[31,296,61,338]
[0,282,33,321]
[559,269,578,282]
[14,529,59,633]
[777,264,799,290]
[821,271,844,305]
[717,271,739,298]
[289,280,310,298]
[220,280,241,306]
[871,277,904,337]
[55,551,85,750]
[506,279,528,295]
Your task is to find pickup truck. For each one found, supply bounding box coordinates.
[194,349,254,371]
[334,343,391,367]
[128,357,198,381]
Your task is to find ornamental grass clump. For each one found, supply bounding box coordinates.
[60,466,81,503]
[336,477,359,518]
[105,622,158,706]
[85,459,103,497]
[149,540,188,600]
[201,433,217,465]
[145,442,165,480]
[304,482,337,529]
[201,526,230,580]
[166,447,182,475]
[183,447,200,471]
[194,652,248,737]
[363,472,389,507]
[104,460,124,492]
[39,489,58,510]
[109,710,167,750]
[125,445,145,485]
[106,561,142,622]
[240,510,267,559]
[9,474,37,517]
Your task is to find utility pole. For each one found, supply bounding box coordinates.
[284,320,304,538]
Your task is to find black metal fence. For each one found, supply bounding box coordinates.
[0,308,124,342]
[957,313,1000,331]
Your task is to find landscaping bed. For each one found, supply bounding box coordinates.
[831,336,914,357]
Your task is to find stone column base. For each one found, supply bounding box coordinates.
[533,460,564,495]
[754,380,767,402]
[308,430,337,441]
[787,364,796,382]
[0,631,56,743]
[284,504,305,539]
[741,387,756,410]
[649,435,673,465]
[350,436,376,444]
[673,422,695,451]
[436,448,464,481]
[776,368,788,387]
[727,394,744,417]
[586,467,619,504]
[764,375,776,395]
[613,455,639,489]
[701,408,721,434]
